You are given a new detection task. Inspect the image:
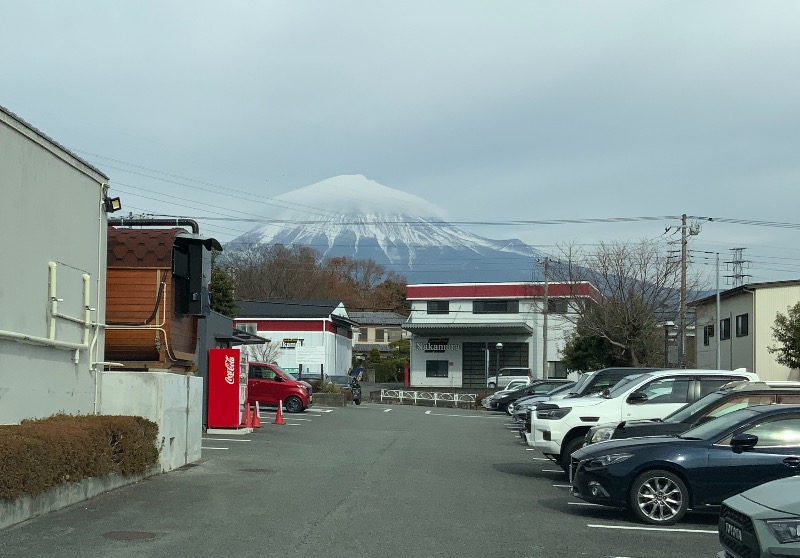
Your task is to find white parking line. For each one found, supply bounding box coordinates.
[530,457,550,461]
[587,524,716,534]
[283,417,312,421]
[552,484,571,488]
[383,409,392,413]
[541,469,564,473]
[202,438,251,442]
[568,502,603,507]
[424,410,486,418]
[201,446,229,450]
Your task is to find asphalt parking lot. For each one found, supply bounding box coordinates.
[0,402,722,558]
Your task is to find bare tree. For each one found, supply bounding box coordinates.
[550,239,703,366]
[245,342,281,364]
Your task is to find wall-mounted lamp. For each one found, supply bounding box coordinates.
[104,196,122,213]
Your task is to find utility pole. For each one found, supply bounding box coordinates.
[541,257,549,378]
[679,214,687,368]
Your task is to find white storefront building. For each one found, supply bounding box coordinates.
[402,282,601,388]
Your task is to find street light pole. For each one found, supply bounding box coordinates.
[495,342,503,376]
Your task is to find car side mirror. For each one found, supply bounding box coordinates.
[730,433,758,454]
[274,375,284,382]
[627,391,648,404]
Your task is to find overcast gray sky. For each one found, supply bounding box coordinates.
[3,1,800,283]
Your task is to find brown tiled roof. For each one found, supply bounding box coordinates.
[107,227,181,268]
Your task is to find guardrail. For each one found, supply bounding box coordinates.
[379,389,477,408]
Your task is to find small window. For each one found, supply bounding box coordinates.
[736,314,749,337]
[720,318,731,341]
[547,299,569,314]
[426,360,449,378]
[473,300,519,314]
[375,329,385,342]
[740,417,800,447]
[548,361,569,379]
[427,301,449,314]
[703,324,714,346]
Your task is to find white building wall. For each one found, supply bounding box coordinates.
[407,298,576,386]
[0,110,108,424]
[99,372,203,472]
[755,286,800,380]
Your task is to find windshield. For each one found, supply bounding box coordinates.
[548,382,576,395]
[605,373,652,398]
[570,373,591,394]
[664,391,727,423]
[679,407,760,440]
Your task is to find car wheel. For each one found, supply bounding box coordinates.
[559,437,585,472]
[628,469,689,525]
[285,396,303,414]
[488,382,496,389]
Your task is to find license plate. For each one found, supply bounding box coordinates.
[724,521,743,542]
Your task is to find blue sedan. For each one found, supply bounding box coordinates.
[570,404,800,525]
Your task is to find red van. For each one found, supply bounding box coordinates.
[247,362,312,413]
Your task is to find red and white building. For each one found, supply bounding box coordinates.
[403,282,602,388]
[234,300,357,377]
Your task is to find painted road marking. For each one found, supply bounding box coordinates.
[568,502,603,507]
[424,410,486,418]
[283,417,312,421]
[202,438,251,442]
[541,469,564,473]
[383,409,392,413]
[201,446,229,450]
[587,524,716,534]
[552,484,572,488]
[530,457,550,461]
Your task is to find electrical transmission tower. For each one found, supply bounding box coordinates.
[724,248,751,287]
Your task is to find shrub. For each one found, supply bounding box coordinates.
[0,414,159,501]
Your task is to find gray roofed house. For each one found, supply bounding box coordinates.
[350,311,410,357]
[238,299,352,321]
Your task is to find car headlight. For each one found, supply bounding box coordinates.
[586,453,633,468]
[590,427,615,444]
[537,407,571,420]
[767,519,800,544]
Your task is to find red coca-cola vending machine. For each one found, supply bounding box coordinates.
[207,348,248,428]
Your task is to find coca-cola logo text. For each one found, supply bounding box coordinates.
[224,356,236,385]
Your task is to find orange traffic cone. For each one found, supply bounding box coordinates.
[274,400,285,425]
[252,402,261,428]
[243,402,253,428]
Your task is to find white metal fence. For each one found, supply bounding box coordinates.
[379,389,477,408]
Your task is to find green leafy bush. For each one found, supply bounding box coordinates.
[0,414,159,501]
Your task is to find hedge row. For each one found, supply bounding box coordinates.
[0,414,160,501]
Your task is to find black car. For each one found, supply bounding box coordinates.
[570,404,800,525]
[489,379,572,413]
[584,381,800,446]
[328,374,362,404]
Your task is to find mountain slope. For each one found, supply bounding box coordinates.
[227,175,548,283]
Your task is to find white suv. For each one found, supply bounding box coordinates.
[487,367,532,389]
[529,369,760,470]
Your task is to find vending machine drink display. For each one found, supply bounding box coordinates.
[207,348,248,428]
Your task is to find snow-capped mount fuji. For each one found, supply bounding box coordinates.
[227,175,549,283]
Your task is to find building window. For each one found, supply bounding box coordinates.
[427,301,449,314]
[240,323,257,335]
[387,329,402,342]
[736,314,749,337]
[703,324,714,346]
[473,300,520,314]
[720,318,731,341]
[548,361,568,379]
[426,360,449,378]
[375,328,385,342]
[547,299,569,314]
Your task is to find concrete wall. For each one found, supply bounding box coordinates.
[98,371,202,472]
[0,108,108,424]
